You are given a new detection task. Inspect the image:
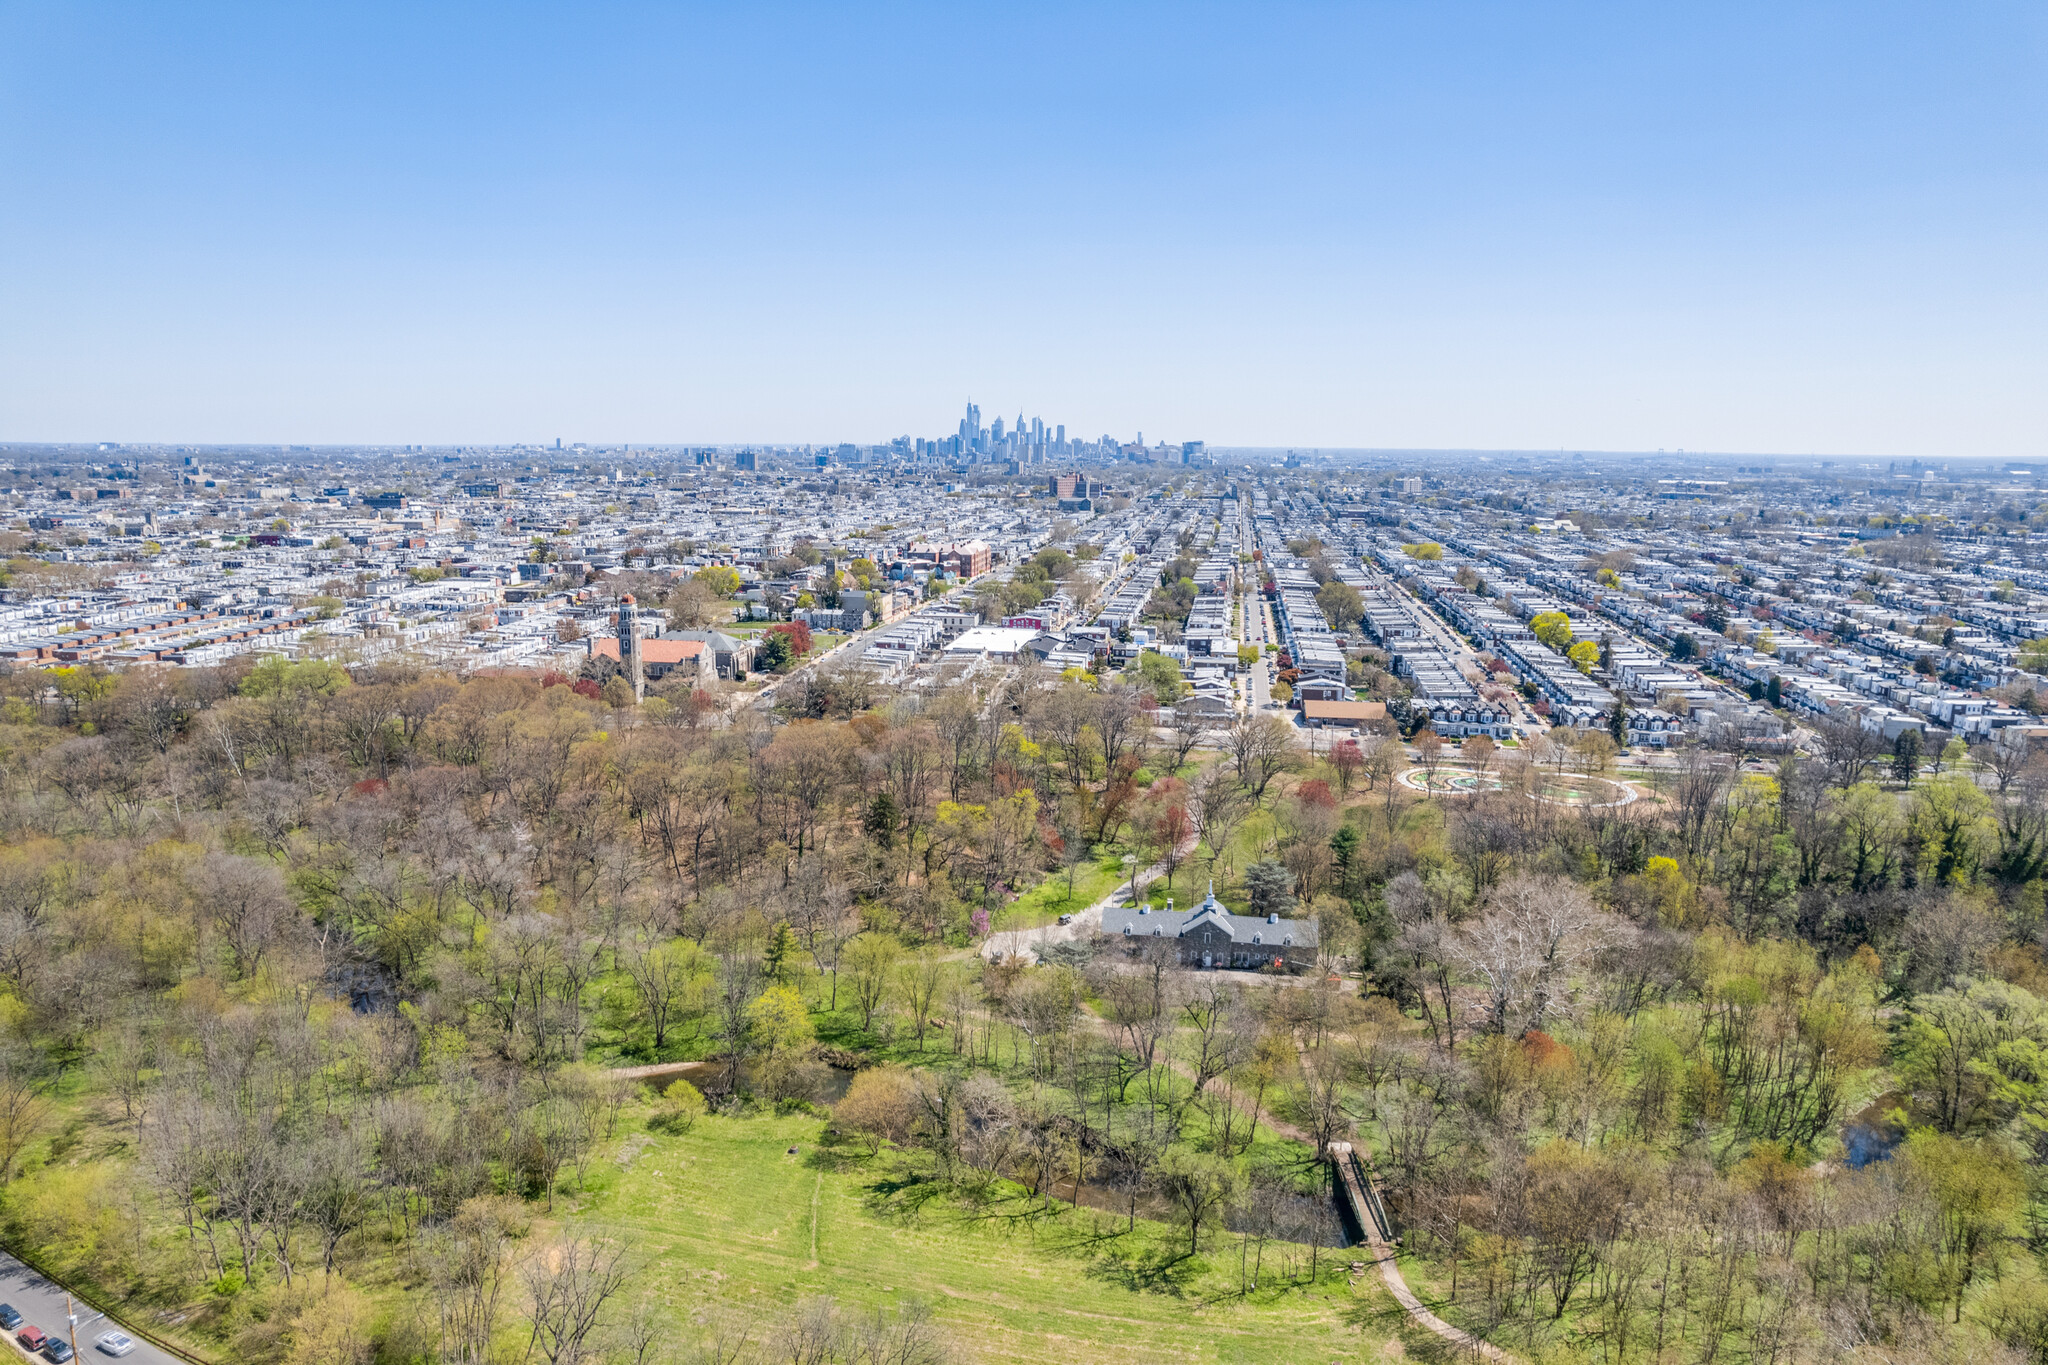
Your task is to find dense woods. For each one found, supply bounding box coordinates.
[0,654,2046,1363]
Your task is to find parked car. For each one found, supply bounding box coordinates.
[0,1305,21,1329]
[16,1326,49,1353]
[95,1333,136,1358]
[43,1338,75,1363]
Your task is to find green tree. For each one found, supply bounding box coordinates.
[864,792,899,849]
[1315,580,1363,632]
[693,565,743,598]
[744,984,815,1070]
[1531,611,1574,652]
[1897,980,2048,1134]
[1157,1149,1242,1253]
[762,922,801,987]
[1566,640,1600,675]
[1903,1130,2024,1322]
[756,631,794,673]
[1136,651,1186,705]
[1893,728,1923,786]
[1910,773,1997,884]
[652,1079,707,1134]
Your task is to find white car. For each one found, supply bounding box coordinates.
[96,1334,135,1358]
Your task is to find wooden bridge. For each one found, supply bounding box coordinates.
[1328,1142,1516,1363]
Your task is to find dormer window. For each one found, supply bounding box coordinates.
[1123,926,1131,936]
[1152,926,1162,936]
[1252,932,1262,945]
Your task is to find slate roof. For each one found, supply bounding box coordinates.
[1099,881,1317,947]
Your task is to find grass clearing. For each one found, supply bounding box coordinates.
[586,1109,1399,1365]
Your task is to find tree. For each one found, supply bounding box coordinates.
[846,934,901,1032]
[1164,704,1206,773]
[1910,774,1997,885]
[1893,727,1923,786]
[1330,738,1364,794]
[1531,611,1574,652]
[1158,1149,1242,1254]
[1904,1131,2024,1322]
[0,1048,49,1185]
[767,620,813,658]
[618,941,708,1055]
[1566,640,1600,675]
[1243,860,1295,918]
[693,565,742,598]
[1227,714,1300,803]
[652,1079,706,1134]
[1975,729,2034,796]
[897,950,946,1051]
[665,578,720,629]
[746,985,815,1072]
[520,1231,634,1365]
[1192,765,1252,873]
[1815,714,1885,787]
[756,631,795,674]
[1135,652,1186,706]
[833,1066,919,1156]
[1413,728,1445,789]
[1464,733,1496,783]
[1315,581,1363,633]
[1450,874,1623,1035]
[1895,979,2048,1133]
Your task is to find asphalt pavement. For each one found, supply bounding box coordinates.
[0,1253,182,1365]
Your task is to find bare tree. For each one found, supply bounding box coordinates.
[1814,714,1885,789]
[617,933,703,1052]
[1670,746,1733,855]
[897,948,946,1052]
[425,1201,515,1365]
[1228,714,1301,804]
[1190,763,1252,874]
[1976,729,2034,797]
[1451,874,1627,1035]
[520,1230,634,1365]
[0,1047,49,1185]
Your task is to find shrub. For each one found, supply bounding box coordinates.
[650,1079,707,1134]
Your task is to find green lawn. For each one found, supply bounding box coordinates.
[996,852,1129,930]
[584,1110,1401,1365]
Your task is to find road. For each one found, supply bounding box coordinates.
[978,836,1198,963]
[0,1251,183,1364]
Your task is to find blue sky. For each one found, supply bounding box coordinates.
[2,3,2042,453]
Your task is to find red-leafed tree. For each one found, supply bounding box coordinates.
[768,620,814,657]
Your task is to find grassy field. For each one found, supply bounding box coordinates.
[582,1109,1407,1365]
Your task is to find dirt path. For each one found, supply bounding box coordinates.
[978,835,1197,963]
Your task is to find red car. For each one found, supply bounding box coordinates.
[17,1326,48,1352]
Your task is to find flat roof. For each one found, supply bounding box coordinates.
[1302,699,1387,720]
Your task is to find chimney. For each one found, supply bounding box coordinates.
[1267,913,1279,924]
[1138,904,1149,915]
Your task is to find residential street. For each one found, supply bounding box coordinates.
[0,1252,183,1365]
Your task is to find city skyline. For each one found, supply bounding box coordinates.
[3,3,2043,454]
